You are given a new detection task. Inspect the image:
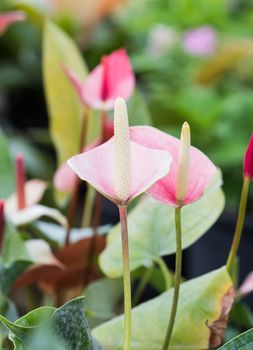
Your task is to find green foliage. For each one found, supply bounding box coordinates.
[93,267,232,350]
[43,21,87,168]
[218,328,253,349]
[0,297,100,350]
[0,129,14,199]
[100,172,224,277]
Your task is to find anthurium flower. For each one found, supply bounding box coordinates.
[64,49,135,111]
[68,98,172,206]
[129,126,217,207]
[244,133,253,180]
[0,11,25,35]
[54,118,114,192]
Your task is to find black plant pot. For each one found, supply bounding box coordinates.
[184,211,253,307]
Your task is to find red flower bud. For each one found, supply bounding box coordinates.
[244,133,253,180]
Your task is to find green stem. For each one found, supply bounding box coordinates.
[132,267,153,306]
[119,206,132,350]
[162,207,182,350]
[156,257,173,290]
[226,176,250,274]
[82,185,96,228]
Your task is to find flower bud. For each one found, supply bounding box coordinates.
[244,133,253,180]
[114,97,131,203]
[176,122,191,205]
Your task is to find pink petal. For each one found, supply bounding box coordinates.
[129,126,217,207]
[244,133,253,180]
[54,138,102,192]
[0,11,26,35]
[237,271,253,297]
[68,138,172,205]
[54,162,77,192]
[6,180,47,214]
[65,49,135,110]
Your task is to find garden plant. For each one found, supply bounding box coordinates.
[1,2,253,350]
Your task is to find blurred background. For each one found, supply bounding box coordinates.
[1,0,253,283]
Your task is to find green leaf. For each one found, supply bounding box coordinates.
[0,129,14,199]
[1,223,30,265]
[0,297,99,350]
[52,297,94,350]
[100,172,225,277]
[127,89,152,126]
[83,278,123,328]
[0,261,31,295]
[43,21,87,168]
[93,267,233,350]
[218,328,253,349]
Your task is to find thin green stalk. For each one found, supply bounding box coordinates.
[156,257,173,290]
[82,185,96,228]
[132,267,153,306]
[119,206,132,350]
[162,207,182,350]
[226,176,250,274]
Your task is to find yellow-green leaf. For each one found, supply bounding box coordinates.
[93,267,233,350]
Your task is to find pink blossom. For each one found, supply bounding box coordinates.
[54,118,114,192]
[64,48,135,110]
[244,133,253,180]
[129,126,217,207]
[182,26,216,56]
[0,11,26,35]
[68,99,172,206]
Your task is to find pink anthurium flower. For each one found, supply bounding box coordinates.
[244,133,253,180]
[64,48,135,111]
[129,125,217,207]
[68,98,172,206]
[0,11,26,35]
[54,118,114,192]
[68,97,172,349]
[4,155,67,227]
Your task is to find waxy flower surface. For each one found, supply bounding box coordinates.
[65,49,135,110]
[0,11,25,35]
[130,126,217,207]
[68,98,172,206]
[244,133,253,180]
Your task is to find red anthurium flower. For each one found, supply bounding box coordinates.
[0,11,25,35]
[64,49,135,110]
[244,133,253,180]
[129,125,217,207]
[54,118,114,192]
[68,98,172,206]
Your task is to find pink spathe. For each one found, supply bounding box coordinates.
[244,133,253,180]
[129,126,217,207]
[54,118,114,192]
[182,26,216,56]
[0,11,25,35]
[68,138,172,206]
[64,48,135,110]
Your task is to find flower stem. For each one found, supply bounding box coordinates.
[81,185,96,228]
[156,257,173,290]
[16,154,26,210]
[162,207,182,350]
[132,267,153,306]
[119,206,132,350]
[226,176,250,274]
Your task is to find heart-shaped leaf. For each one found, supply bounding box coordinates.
[43,21,87,168]
[0,297,99,350]
[218,328,253,349]
[100,172,225,277]
[93,267,233,350]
